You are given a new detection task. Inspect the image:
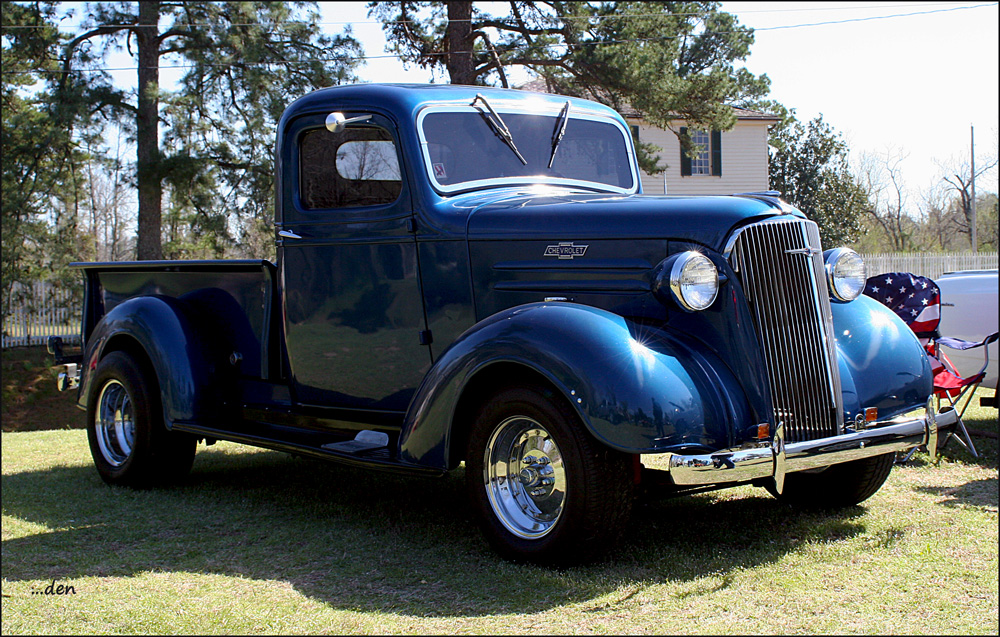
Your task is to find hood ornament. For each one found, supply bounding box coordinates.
[785,246,821,257]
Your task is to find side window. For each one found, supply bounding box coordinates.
[300,124,402,209]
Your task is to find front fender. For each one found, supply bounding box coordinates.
[399,302,753,470]
[832,295,933,420]
[78,295,225,428]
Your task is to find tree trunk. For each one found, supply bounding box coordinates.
[445,1,476,85]
[135,0,162,260]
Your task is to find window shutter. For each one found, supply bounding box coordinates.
[711,130,722,176]
[680,127,691,176]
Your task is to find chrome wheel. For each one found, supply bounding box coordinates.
[483,416,567,539]
[86,351,197,488]
[94,379,135,467]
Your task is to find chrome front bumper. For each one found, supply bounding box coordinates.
[667,400,956,491]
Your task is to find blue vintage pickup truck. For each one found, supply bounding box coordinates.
[52,83,959,565]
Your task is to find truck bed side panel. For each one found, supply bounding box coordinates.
[76,260,278,380]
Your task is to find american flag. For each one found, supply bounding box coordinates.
[863,271,940,338]
[862,272,982,397]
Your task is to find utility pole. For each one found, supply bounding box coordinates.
[970,125,977,252]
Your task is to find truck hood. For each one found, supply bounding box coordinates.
[465,191,799,251]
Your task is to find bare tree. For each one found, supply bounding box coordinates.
[937,143,998,251]
[916,182,955,251]
[83,129,135,261]
[856,147,914,251]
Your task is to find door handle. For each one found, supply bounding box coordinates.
[278,230,303,240]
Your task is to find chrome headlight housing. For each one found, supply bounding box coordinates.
[668,252,720,311]
[824,248,865,302]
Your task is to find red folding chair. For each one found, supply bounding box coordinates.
[863,272,996,460]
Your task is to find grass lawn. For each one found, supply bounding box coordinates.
[2,384,997,634]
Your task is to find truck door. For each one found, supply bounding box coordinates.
[278,111,431,411]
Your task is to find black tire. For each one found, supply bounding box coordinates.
[464,384,634,566]
[766,452,895,508]
[86,351,196,488]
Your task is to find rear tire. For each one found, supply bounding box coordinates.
[766,453,895,508]
[465,384,633,565]
[87,351,196,488]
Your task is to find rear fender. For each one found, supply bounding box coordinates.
[399,302,752,470]
[78,295,226,428]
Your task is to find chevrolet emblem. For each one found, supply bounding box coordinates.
[544,242,589,259]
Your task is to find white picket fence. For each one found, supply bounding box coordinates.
[2,282,82,349]
[861,252,998,281]
[1,252,997,349]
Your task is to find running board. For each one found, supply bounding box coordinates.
[172,422,445,477]
[322,430,390,455]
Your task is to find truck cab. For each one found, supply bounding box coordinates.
[58,84,958,565]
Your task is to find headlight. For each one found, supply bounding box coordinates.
[824,248,865,302]
[669,252,719,311]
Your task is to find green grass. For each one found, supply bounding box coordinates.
[2,390,997,635]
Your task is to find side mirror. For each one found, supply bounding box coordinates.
[326,112,372,133]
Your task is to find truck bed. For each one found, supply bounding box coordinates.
[73,260,279,380]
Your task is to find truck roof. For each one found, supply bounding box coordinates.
[279,82,626,127]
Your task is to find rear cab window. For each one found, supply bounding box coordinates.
[299,123,402,210]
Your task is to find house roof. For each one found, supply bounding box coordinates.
[515,77,780,122]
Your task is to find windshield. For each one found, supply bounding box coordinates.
[419,107,636,193]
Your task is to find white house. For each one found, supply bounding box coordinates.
[516,78,778,195]
[620,105,780,195]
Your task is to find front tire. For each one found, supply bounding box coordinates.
[465,384,633,565]
[87,351,196,488]
[766,453,895,508]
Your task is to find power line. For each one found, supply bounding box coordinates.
[1,2,994,30]
[751,1,996,30]
[2,2,996,75]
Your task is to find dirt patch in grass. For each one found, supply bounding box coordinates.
[2,347,84,432]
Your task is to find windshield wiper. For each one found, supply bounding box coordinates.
[548,101,571,168]
[471,94,527,165]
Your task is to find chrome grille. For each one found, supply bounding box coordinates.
[727,219,843,442]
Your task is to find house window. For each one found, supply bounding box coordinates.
[680,127,722,177]
[690,130,711,175]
